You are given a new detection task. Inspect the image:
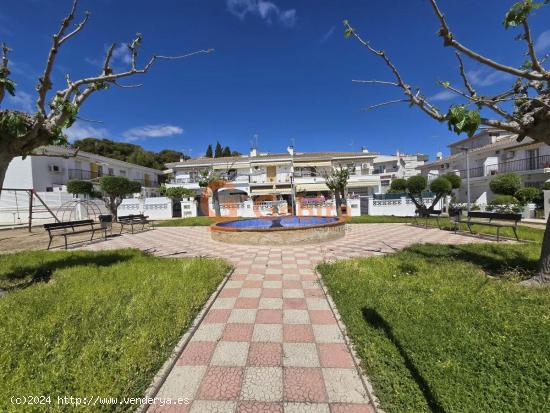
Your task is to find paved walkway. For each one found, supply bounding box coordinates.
[84,224,490,413]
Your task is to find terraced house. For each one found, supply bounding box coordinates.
[419,128,550,206]
[165,146,426,216]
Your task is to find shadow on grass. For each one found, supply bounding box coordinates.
[2,252,135,291]
[362,308,446,413]
[405,244,538,279]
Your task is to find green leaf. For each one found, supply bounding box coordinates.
[504,0,545,29]
[0,78,16,96]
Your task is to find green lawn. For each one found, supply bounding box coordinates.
[0,249,230,412]
[348,215,545,242]
[318,243,550,413]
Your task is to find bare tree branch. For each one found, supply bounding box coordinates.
[428,0,548,81]
[344,21,445,122]
[352,79,399,87]
[36,0,85,115]
[59,10,90,45]
[455,52,476,97]
[522,20,544,73]
[363,99,408,110]
[0,42,11,106]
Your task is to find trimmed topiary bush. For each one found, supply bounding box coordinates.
[489,195,519,206]
[66,180,93,196]
[407,175,427,195]
[514,187,541,205]
[443,172,461,190]
[489,173,521,196]
[389,178,407,193]
[429,176,453,195]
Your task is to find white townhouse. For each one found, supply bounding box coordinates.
[165,146,383,205]
[372,151,428,193]
[418,128,550,205]
[3,145,163,197]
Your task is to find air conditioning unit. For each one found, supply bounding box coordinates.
[48,165,64,174]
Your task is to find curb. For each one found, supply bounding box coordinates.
[315,267,385,413]
[136,266,235,413]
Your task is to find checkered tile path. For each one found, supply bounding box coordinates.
[82,224,491,413]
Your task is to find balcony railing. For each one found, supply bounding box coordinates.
[456,155,550,179]
[68,169,158,187]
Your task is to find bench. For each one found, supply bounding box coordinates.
[118,214,153,234]
[413,209,442,229]
[465,211,521,242]
[44,219,107,250]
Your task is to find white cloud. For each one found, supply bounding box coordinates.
[466,68,512,87]
[6,90,34,112]
[429,90,456,102]
[122,125,183,142]
[321,26,335,43]
[226,0,297,27]
[85,43,132,69]
[64,121,110,142]
[535,30,550,53]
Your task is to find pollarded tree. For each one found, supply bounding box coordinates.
[100,176,141,220]
[323,167,350,216]
[344,0,550,285]
[0,0,212,195]
[400,173,461,215]
[160,186,194,200]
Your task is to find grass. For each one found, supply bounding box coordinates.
[155,216,216,226]
[318,242,550,413]
[0,249,230,412]
[348,215,545,242]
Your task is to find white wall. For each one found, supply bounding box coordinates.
[367,196,442,217]
[3,157,34,189]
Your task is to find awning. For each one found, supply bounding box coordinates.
[347,181,379,188]
[294,161,332,167]
[250,161,290,167]
[251,188,292,195]
[296,183,329,192]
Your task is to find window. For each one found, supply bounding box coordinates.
[108,168,114,176]
[119,170,126,176]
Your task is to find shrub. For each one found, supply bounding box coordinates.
[443,172,461,189]
[66,180,93,196]
[389,178,407,193]
[514,187,541,205]
[406,175,427,195]
[160,186,194,199]
[487,195,521,213]
[543,181,550,191]
[489,173,521,196]
[429,176,453,195]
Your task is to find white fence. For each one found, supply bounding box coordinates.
[367,196,443,217]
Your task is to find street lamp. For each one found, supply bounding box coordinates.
[458,146,471,212]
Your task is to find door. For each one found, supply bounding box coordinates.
[267,166,276,183]
[172,200,182,218]
[359,196,369,215]
[144,173,151,187]
[90,162,97,179]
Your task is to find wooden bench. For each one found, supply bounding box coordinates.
[413,209,442,229]
[465,211,521,242]
[44,219,107,250]
[118,214,153,234]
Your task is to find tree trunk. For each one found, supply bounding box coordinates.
[334,191,342,216]
[522,215,550,286]
[212,189,221,217]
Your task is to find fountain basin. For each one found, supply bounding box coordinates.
[210,216,345,245]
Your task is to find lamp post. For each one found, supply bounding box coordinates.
[459,147,471,212]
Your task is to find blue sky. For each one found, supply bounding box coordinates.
[2,0,550,159]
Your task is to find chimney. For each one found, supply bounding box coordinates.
[361,146,369,153]
[250,147,257,157]
[179,156,184,162]
[436,151,443,160]
[287,145,294,156]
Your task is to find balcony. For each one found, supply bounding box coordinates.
[68,169,158,187]
[457,155,550,179]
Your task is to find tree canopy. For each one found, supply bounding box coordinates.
[66,179,93,195]
[490,173,522,196]
[205,142,240,158]
[72,138,186,170]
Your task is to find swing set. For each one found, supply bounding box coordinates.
[0,188,60,232]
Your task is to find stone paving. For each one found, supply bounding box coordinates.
[83,223,491,413]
